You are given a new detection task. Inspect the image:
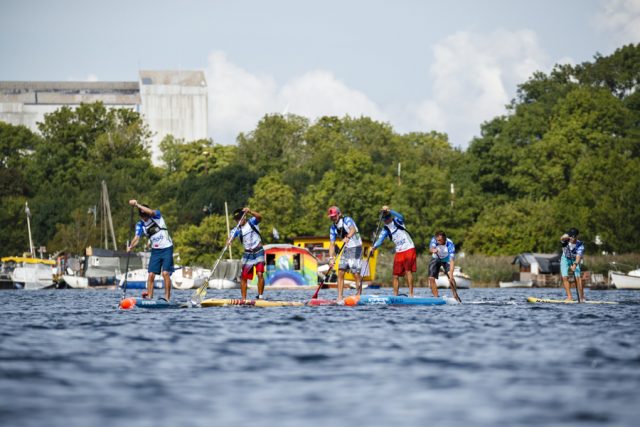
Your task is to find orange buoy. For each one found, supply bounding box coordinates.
[343,295,360,306]
[119,297,137,310]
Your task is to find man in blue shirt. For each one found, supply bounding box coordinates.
[230,207,265,300]
[328,206,362,303]
[127,199,173,301]
[371,206,416,297]
[428,231,461,302]
[560,227,585,301]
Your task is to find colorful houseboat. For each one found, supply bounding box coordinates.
[291,236,378,284]
[249,244,318,289]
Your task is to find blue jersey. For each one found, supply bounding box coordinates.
[373,210,414,253]
[231,217,262,250]
[135,210,172,250]
[429,237,455,262]
[329,216,362,248]
[561,239,584,260]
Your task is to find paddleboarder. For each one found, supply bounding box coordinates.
[371,206,417,297]
[428,231,461,301]
[127,199,173,301]
[230,207,265,300]
[327,206,363,303]
[560,227,585,301]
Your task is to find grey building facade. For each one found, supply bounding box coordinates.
[0,70,208,165]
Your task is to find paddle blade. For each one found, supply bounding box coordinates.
[190,283,208,306]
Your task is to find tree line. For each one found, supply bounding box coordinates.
[1,44,638,266]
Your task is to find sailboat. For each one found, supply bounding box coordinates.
[63,181,139,288]
[0,202,56,290]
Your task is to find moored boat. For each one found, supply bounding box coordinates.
[436,266,472,289]
[1,257,56,290]
[609,269,640,290]
[117,268,165,290]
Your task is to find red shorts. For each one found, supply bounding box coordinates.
[393,248,417,276]
[241,262,264,280]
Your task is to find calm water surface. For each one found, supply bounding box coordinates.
[1,288,639,427]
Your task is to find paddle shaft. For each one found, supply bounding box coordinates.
[191,210,248,304]
[121,206,135,300]
[359,212,385,294]
[311,243,344,299]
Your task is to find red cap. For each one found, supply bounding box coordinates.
[327,206,340,217]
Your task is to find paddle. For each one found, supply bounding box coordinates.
[121,206,135,300]
[358,211,385,294]
[447,272,462,303]
[190,210,248,306]
[574,266,581,303]
[311,243,343,299]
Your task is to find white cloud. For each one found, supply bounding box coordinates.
[595,0,640,43]
[410,29,549,147]
[205,30,551,149]
[205,51,385,145]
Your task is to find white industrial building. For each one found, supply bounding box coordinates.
[0,70,208,165]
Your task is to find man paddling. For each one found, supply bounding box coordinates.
[560,227,585,301]
[230,207,265,300]
[428,231,461,302]
[371,206,417,297]
[327,206,363,303]
[127,200,173,302]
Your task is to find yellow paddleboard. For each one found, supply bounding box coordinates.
[526,297,618,305]
[201,298,304,307]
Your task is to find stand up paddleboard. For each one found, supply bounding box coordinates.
[120,297,185,310]
[526,297,618,305]
[201,298,304,307]
[344,295,449,306]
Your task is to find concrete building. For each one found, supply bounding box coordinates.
[0,70,208,165]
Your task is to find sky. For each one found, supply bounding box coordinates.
[1,0,639,149]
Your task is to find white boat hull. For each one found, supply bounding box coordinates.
[172,267,209,290]
[62,275,89,289]
[10,265,54,290]
[609,270,640,290]
[499,280,534,288]
[436,267,472,289]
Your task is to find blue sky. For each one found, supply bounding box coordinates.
[2,0,639,148]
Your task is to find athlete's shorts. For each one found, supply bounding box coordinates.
[339,245,362,274]
[148,246,174,275]
[428,257,450,278]
[241,248,265,280]
[560,256,581,278]
[393,248,417,276]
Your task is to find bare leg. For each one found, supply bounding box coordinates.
[257,271,265,297]
[355,273,363,296]
[241,278,247,300]
[392,276,399,296]
[429,277,439,297]
[337,270,345,301]
[561,277,573,300]
[406,271,414,297]
[162,271,171,300]
[147,272,156,299]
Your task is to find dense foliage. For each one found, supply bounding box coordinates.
[1,44,639,264]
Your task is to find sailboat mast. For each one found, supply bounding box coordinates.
[25,202,35,257]
[101,181,118,251]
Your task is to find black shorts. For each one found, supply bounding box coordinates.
[428,257,451,278]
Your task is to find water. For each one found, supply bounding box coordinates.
[1,288,639,427]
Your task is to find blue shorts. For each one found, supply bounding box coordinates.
[560,256,581,278]
[148,246,174,274]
